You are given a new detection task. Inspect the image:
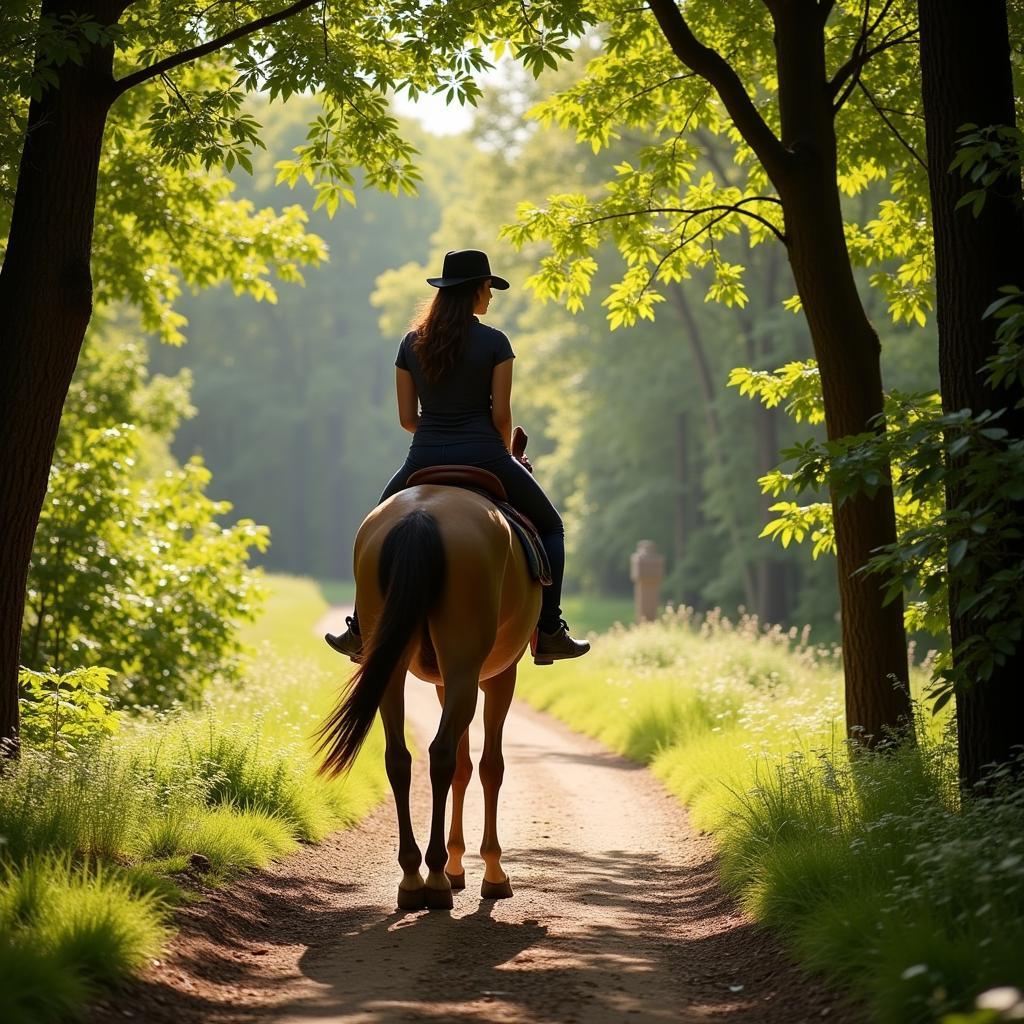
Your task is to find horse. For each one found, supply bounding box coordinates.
[316,478,541,911]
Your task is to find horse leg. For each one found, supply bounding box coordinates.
[434,684,471,889]
[424,667,480,909]
[479,664,516,898]
[379,672,424,911]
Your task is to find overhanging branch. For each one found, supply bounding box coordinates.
[112,0,319,97]
[646,0,790,182]
[857,80,926,170]
[829,0,917,107]
[578,196,787,244]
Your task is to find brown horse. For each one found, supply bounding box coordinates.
[316,483,540,910]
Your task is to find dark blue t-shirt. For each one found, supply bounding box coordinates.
[396,317,515,447]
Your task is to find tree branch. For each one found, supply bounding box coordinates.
[857,80,927,170]
[832,26,918,112]
[112,0,319,97]
[829,0,916,105]
[607,72,698,120]
[647,0,790,181]
[579,196,787,244]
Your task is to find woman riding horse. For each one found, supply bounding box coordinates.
[317,250,590,909]
[325,248,590,664]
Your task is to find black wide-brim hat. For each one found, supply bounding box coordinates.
[426,249,510,290]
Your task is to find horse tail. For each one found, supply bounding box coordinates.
[316,508,445,777]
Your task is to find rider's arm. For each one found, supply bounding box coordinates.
[396,367,419,434]
[491,358,514,451]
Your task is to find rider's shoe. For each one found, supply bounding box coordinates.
[325,616,364,663]
[532,620,590,666]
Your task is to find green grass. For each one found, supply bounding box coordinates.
[559,593,635,636]
[0,857,167,1024]
[516,608,1022,1024]
[2,574,387,1022]
[316,577,357,612]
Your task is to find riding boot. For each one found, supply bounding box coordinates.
[325,614,364,663]
[532,619,590,665]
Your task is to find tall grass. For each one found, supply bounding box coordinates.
[0,857,166,1024]
[0,575,387,1022]
[516,606,1021,1023]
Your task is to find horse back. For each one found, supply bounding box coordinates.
[354,485,540,684]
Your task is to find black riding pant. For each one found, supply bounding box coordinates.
[379,440,565,632]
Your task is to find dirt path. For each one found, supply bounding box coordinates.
[92,609,859,1024]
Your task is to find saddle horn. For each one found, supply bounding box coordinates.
[511,425,528,459]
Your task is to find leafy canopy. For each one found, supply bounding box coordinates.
[500,0,933,330]
[1,1,593,340]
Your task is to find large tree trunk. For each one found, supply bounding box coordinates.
[0,2,119,746]
[918,1,1024,786]
[773,8,912,741]
[649,0,912,741]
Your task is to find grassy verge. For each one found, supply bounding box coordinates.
[316,578,356,613]
[1,575,386,1024]
[516,607,1024,1024]
[559,593,634,636]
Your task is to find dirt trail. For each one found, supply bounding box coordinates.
[92,608,859,1024]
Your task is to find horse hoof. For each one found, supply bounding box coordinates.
[481,875,514,900]
[445,870,466,890]
[424,886,454,911]
[396,885,426,911]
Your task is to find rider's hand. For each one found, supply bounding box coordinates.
[516,453,533,474]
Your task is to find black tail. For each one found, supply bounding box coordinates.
[316,509,445,777]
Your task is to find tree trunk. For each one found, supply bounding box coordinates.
[672,410,703,607]
[754,402,792,624]
[673,411,688,576]
[773,8,911,742]
[742,246,794,625]
[669,283,759,608]
[0,2,119,747]
[918,0,1024,786]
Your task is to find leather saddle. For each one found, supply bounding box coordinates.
[405,465,552,586]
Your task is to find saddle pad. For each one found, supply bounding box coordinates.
[493,497,553,587]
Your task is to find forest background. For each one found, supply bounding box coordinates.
[144,61,935,641]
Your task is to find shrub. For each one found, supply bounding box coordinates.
[17,667,121,753]
[22,334,268,707]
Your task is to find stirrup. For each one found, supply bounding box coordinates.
[324,616,363,664]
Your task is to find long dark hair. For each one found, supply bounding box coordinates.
[411,280,481,383]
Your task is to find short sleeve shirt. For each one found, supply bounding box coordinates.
[396,317,515,447]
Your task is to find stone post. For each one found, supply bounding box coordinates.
[630,540,665,623]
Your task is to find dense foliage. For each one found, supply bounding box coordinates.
[24,331,268,707]
[730,122,1024,710]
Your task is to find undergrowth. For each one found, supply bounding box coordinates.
[516,607,1022,1024]
[0,575,386,1022]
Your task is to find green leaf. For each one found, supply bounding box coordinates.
[949,538,969,567]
